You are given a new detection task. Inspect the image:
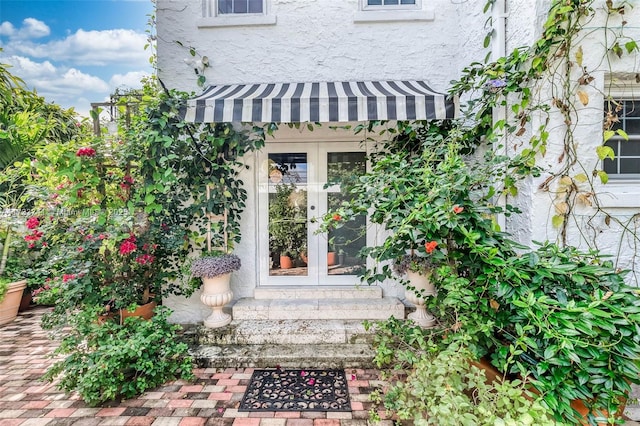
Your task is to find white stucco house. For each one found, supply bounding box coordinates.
[155,0,640,325]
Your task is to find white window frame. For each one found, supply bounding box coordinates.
[361,0,421,11]
[604,81,640,180]
[198,0,276,27]
[354,0,434,23]
[597,78,640,208]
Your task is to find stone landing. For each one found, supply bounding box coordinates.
[186,286,406,369]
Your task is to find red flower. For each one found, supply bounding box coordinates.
[332,214,342,221]
[119,240,137,256]
[75,147,96,157]
[453,205,464,214]
[135,254,155,265]
[28,243,35,249]
[62,274,76,283]
[424,241,438,254]
[41,241,48,247]
[77,247,84,252]
[24,230,43,242]
[123,175,134,185]
[26,216,40,229]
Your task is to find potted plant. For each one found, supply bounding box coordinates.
[190,251,241,328]
[268,183,307,270]
[0,276,26,325]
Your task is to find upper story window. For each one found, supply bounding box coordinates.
[199,0,275,27]
[218,0,263,14]
[354,0,432,22]
[365,0,417,7]
[604,98,640,178]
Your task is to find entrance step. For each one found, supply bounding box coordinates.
[232,297,405,320]
[253,286,382,300]
[183,318,382,369]
[189,343,375,369]
[193,319,376,345]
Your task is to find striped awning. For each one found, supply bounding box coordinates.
[180,80,458,123]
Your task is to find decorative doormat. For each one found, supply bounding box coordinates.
[238,369,351,412]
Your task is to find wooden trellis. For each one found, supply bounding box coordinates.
[206,185,228,253]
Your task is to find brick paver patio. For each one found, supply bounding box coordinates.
[0,308,391,426]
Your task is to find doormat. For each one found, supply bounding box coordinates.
[238,369,351,412]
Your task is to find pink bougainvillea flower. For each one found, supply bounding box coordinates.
[424,241,438,254]
[332,214,342,221]
[26,216,40,229]
[75,147,96,157]
[453,205,464,214]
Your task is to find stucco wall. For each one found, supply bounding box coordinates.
[503,0,640,284]
[156,0,486,94]
[158,0,490,323]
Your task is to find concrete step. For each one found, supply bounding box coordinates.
[189,343,376,369]
[190,319,376,345]
[232,297,405,320]
[253,286,382,300]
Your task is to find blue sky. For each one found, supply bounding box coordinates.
[0,0,154,115]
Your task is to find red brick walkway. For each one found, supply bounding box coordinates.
[0,308,392,426]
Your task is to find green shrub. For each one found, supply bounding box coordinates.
[44,306,194,406]
[0,277,9,302]
[367,320,557,426]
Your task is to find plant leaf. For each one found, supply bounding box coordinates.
[577,90,589,106]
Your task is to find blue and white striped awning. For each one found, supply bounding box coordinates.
[180,80,458,123]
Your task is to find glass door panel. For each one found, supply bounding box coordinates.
[267,152,308,277]
[258,142,367,286]
[326,152,367,277]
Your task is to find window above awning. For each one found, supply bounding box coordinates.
[180,80,459,123]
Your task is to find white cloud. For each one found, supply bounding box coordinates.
[0,22,15,37]
[4,55,115,115]
[6,28,149,67]
[110,71,149,90]
[18,18,50,39]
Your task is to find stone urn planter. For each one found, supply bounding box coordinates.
[0,280,27,325]
[405,269,436,328]
[191,254,241,329]
[200,273,234,328]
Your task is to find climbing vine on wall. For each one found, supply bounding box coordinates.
[451,0,640,279]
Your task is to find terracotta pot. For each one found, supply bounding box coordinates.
[469,358,503,385]
[200,273,233,328]
[280,255,293,269]
[327,251,336,266]
[98,300,157,325]
[18,288,32,312]
[570,397,627,425]
[120,301,157,324]
[0,280,27,325]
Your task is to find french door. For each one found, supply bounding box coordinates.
[257,142,368,286]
